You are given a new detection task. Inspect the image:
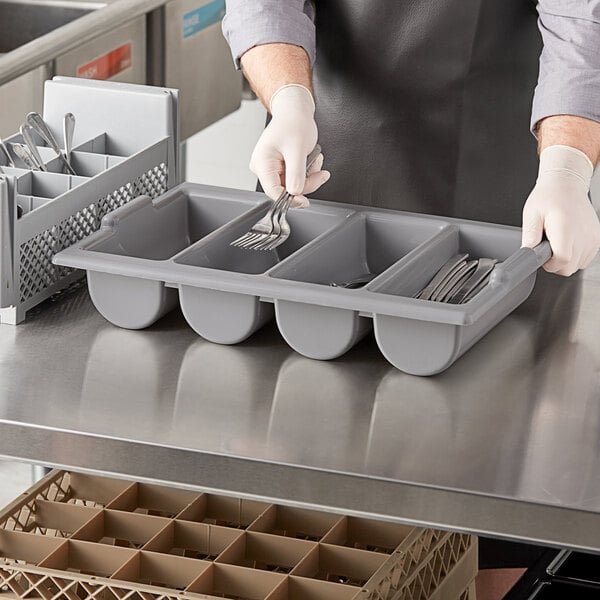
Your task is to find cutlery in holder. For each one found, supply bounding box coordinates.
[0,76,179,324]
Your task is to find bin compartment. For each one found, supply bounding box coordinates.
[293,544,388,587]
[71,509,170,548]
[283,577,359,600]
[270,211,446,288]
[38,539,138,577]
[370,222,521,300]
[174,203,352,275]
[106,482,199,518]
[270,211,447,360]
[175,202,352,344]
[216,532,314,574]
[84,189,267,331]
[369,223,537,375]
[17,500,100,538]
[322,516,413,554]
[89,187,264,261]
[177,493,270,530]
[248,505,343,542]
[144,521,242,560]
[113,551,211,590]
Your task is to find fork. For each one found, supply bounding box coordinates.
[231,188,289,249]
[231,145,321,250]
[254,191,296,251]
[252,145,322,251]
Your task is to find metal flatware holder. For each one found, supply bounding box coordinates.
[0,76,179,324]
[54,183,552,376]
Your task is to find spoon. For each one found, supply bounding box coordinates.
[63,113,75,168]
[20,124,47,171]
[26,112,76,175]
[0,139,14,167]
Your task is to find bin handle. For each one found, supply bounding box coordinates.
[533,240,553,268]
[490,240,553,288]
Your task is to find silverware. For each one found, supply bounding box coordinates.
[416,253,469,300]
[26,112,76,175]
[438,259,479,302]
[20,125,47,171]
[416,254,500,304]
[0,139,14,167]
[257,193,296,251]
[448,258,498,304]
[234,188,289,250]
[430,259,478,302]
[11,143,41,171]
[330,273,376,289]
[231,145,321,251]
[63,113,75,166]
[461,275,492,303]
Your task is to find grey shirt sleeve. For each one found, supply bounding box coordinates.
[531,1,600,132]
[222,0,316,69]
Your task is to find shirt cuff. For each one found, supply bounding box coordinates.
[222,1,316,69]
[531,71,600,135]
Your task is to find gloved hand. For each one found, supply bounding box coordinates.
[522,145,600,276]
[249,84,330,208]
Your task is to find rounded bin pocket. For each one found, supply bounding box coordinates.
[275,300,371,361]
[179,286,273,345]
[87,271,177,329]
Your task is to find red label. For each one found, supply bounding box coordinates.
[77,43,132,80]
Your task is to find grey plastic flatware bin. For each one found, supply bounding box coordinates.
[53,182,551,375]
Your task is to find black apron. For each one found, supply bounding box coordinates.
[312,0,542,226]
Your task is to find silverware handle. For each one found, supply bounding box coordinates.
[26,112,61,153]
[0,141,14,167]
[60,153,77,176]
[277,144,322,214]
[20,125,47,171]
[63,113,75,161]
[270,144,322,207]
[305,144,322,173]
[12,143,39,171]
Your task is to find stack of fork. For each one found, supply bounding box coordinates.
[231,145,321,252]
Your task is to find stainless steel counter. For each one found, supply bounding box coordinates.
[1,261,600,552]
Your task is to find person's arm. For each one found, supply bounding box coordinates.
[222,2,329,205]
[524,2,600,275]
[241,44,328,205]
[537,115,600,165]
[223,0,316,70]
[240,43,312,109]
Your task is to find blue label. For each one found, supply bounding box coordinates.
[183,0,225,39]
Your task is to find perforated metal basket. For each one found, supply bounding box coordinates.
[0,77,179,324]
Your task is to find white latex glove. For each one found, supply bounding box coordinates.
[522,145,600,276]
[249,84,330,208]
